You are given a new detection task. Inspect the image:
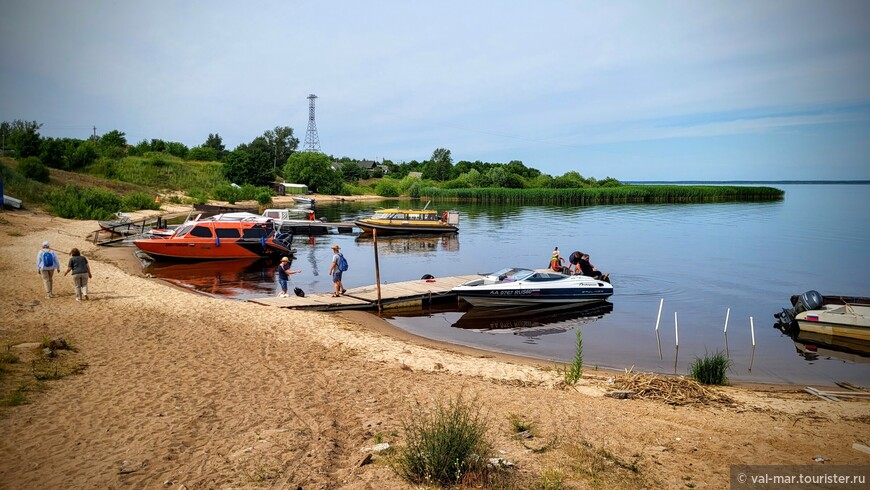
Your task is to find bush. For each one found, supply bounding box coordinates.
[375,180,400,197]
[17,157,50,183]
[689,351,731,385]
[255,190,272,206]
[394,394,492,486]
[47,185,121,220]
[120,192,160,211]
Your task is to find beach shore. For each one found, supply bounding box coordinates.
[1,207,867,489]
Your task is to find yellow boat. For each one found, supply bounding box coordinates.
[354,208,459,235]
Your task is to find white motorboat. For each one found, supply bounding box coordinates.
[452,267,613,307]
[775,290,870,341]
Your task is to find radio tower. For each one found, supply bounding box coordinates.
[303,94,322,153]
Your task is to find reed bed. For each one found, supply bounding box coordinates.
[612,370,735,406]
[420,185,784,204]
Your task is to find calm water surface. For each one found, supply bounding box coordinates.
[142,184,870,385]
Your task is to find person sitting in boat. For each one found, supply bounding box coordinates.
[549,247,566,273]
[568,251,583,275]
[579,253,610,282]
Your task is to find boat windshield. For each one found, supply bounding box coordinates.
[490,268,535,282]
[174,225,193,238]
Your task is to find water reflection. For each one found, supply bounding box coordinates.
[775,323,870,365]
[452,302,613,333]
[144,257,277,296]
[355,234,460,254]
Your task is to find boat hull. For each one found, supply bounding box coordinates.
[134,238,292,260]
[452,268,613,307]
[355,220,458,235]
[795,304,870,342]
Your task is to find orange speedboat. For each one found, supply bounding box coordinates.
[133,215,295,260]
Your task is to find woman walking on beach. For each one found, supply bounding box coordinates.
[36,241,60,298]
[63,248,92,302]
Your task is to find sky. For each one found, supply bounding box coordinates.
[1,1,869,181]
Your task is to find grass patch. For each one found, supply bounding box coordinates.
[420,185,784,204]
[1,386,28,407]
[538,468,565,490]
[508,413,535,435]
[566,440,648,489]
[689,351,731,385]
[561,329,583,386]
[393,393,494,486]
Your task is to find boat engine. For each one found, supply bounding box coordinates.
[775,290,823,324]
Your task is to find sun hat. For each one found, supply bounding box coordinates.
[332,244,340,250]
[281,257,289,262]
[42,241,50,247]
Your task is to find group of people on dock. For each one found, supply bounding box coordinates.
[549,247,610,282]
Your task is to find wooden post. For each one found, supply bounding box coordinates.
[723,307,730,333]
[674,311,679,374]
[373,228,382,312]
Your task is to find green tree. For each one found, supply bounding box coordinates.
[99,130,127,159]
[5,120,42,158]
[423,147,453,181]
[222,137,274,186]
[187,146,218,161]
[263,126,299,170]
[283,152,342,194]
[39,138,67,168]
[166,141,189,158]
[340,162,368,183]
[68,141,98,169]
[18,156,49,183]
[203,133,226,161]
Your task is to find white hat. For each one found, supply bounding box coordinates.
[281,257,289,262]
[42,241,50,247]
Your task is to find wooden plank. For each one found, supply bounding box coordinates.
[247,274,482,311]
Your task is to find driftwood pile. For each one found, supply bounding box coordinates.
[612,370,735,407]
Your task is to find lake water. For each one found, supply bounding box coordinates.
[141,184,870,386]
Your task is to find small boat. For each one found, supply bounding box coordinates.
[452,267,613,307]
[292,196,316,205]
[355,208,459,235]
[133,215,294,260]
[99,213,139,235]
[775,290,870,341]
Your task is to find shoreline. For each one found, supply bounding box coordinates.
[100,241,811,392]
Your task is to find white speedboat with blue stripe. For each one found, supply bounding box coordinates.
[452,267,613,307]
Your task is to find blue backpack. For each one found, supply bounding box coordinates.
[43,252,55,268]
[337,253,348,272]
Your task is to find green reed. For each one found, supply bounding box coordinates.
[420,185,784,204]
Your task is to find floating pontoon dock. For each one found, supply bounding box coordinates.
[249,274,481,311]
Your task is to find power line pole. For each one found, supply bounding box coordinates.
[92,126,97,144]
[303,94,321,153]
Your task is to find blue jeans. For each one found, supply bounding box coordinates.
[278,278,288,293]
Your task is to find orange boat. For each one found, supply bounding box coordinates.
[133,216,295,260]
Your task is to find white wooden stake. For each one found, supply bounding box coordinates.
[750,316,756,347]
[674,312,679,347]
[655,298,664,332]
[724,307,730,334]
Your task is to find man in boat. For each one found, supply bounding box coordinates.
[579,253,610,282]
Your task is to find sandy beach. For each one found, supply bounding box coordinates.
[1,207,868,489]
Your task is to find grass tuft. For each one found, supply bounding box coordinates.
[393,393,493,486]
[562,329,583,385]
[689,351,731,385]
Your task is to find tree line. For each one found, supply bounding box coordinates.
[1,119,621,195]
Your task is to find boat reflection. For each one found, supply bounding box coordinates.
[143,257,277,296]
[776,323,870,364]
[452,302,613,334]
[355,233,459,254]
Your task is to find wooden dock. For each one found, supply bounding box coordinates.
[249,274,481,311]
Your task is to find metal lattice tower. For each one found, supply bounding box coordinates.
[303,94,322,152]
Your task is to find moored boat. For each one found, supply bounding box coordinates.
[355,208,459,235]
[292,196,316,205]
[775,290,870,341]
[452,267,613,307]
[133,215,294,260]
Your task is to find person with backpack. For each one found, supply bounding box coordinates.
[37,241,60,298]
[328,244,347,297]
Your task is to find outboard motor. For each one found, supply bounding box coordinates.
[776,290,824,324]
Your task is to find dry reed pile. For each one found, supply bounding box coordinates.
[613,370,735,407]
